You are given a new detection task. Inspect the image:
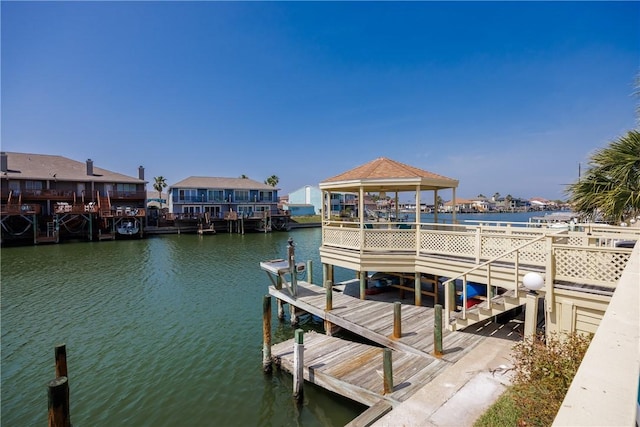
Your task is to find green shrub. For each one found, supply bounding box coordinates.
[475,332,592,427]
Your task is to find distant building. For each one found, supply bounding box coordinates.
[0,151,147,243]
[286,185,322,215]
[168,176,279,218]
[0,151,147,216]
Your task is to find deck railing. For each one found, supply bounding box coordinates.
[322,221,639,320]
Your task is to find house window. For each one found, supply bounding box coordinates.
[116,183,137,192]
[25,180,43,191]
[235,190,249,202]
[259,191,273,202]
[8,180,21,194]
[179,189,197,202]
[208,190,224,202]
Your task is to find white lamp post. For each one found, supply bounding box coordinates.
[523,272,544,294]
[522,272,544,338]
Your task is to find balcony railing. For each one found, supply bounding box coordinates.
[321,220,639,288]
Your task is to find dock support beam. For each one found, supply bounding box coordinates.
[293,329,304,402]
[360,272,367,300]
[383,348,393,394]
[433,304,443,357]
[277,299,285,321]
[306,260,313,284]
[393,302,402,339]
[414,272,422,306]
[262,295,272,373]
[325,280,335,336]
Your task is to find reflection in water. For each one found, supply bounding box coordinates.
[1,229,361,426]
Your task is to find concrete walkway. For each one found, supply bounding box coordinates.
[371,336,515,427]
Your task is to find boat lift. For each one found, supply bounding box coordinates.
[260,237,305,297]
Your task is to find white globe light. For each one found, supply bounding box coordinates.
[523,272,544,291]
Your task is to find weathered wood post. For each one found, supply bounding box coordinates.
[289,305,299,326]
[414,272,422,306]
[287,237,297,296]
[393,301,402,339]
[48,376,70,427]
[306,260,313,284]
[293,329,304,402]
[262,295,272,373]
[433,304,443,357]
[447,280,457,312]
[324,280,335,336]
[54,344,68,378]
[383,348,393,394]
[277,299,285,321]
[359,271,367,300]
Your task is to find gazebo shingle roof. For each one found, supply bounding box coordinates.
[323,157,454,182]
[320,157,458,192]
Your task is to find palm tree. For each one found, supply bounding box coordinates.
[239,174,249,179]
[153,176,167,208]
[565,130,640,224]
[264,175,279,187]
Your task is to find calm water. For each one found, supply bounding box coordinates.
[1,228,363,426]
[1,211,544,426]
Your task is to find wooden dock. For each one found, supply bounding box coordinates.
[267,280,523,422]
[271,331,446,407]
[269,281,522,363]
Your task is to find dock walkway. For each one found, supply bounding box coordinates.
[269,281,522,363]
[268,280,523,424]
[271,331,446,407]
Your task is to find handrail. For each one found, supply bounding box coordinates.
[442,232,554,326]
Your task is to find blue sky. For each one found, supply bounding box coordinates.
[2,1,638,201]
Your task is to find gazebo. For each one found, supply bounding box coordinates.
[319,157,459,225]
[318,157,459,300]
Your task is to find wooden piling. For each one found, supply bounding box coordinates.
[293,329,304,402]
[277,299,285,321]
[359,273,367,300]
[47,376,70,427]
[262,295,272,373]
[393,301,402,339]
[325,280,334,336]
[289,304,298,326]
[414,272,422,306]
[383,348,393,394]
[306,260,313,284]
[433,304,443,357]
[54,344,67,378]
[287,238,297,296]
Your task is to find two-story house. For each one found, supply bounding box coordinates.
[0,151,147,244]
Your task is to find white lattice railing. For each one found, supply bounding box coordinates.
[554,245,632,288]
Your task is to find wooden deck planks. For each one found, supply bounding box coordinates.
[271,331,448,407]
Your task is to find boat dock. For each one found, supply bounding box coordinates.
[271,331,445,406]
[267,279,523,424]
[269,280,522,362]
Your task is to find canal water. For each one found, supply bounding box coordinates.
[1,211,544,426]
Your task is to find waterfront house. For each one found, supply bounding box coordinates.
[285,185,322,215]
[0,151,147,244]
[168,176,279,220]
